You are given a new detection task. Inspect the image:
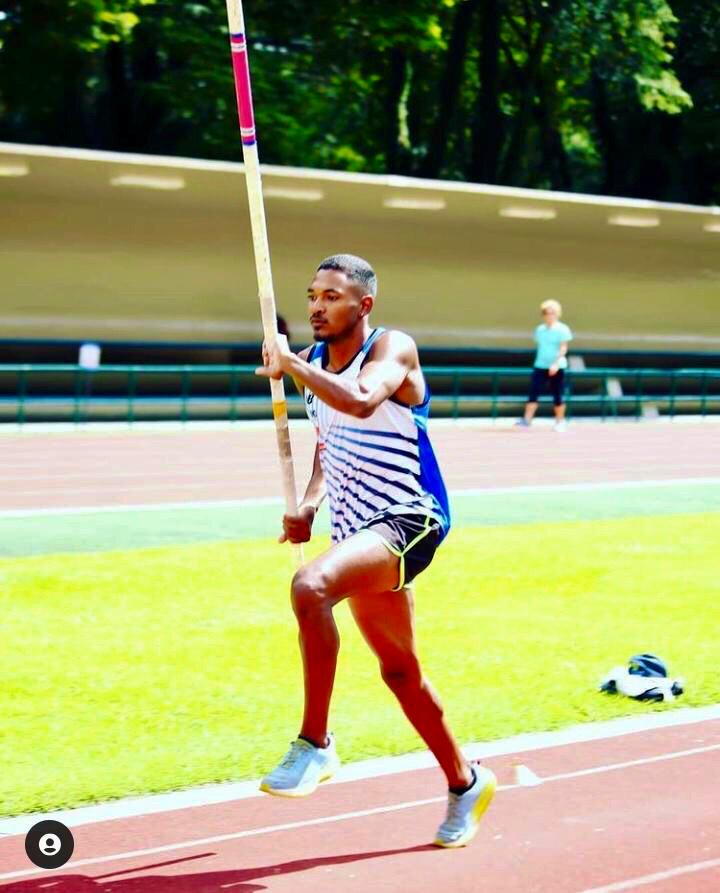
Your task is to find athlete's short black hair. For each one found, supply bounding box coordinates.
[317,254,377,297]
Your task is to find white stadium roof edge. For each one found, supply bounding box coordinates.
[2,141,719,349]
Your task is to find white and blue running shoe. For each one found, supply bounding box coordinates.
[260,734,340,797]
[433,765,497,848]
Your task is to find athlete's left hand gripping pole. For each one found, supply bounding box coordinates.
[225,0,303,566]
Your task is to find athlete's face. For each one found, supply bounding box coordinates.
[307,268,373,343]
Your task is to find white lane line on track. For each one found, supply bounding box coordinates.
[536,743,720,782]
[2,477,720,519]
[3,704,719,838]
[1,741,719,881]
[577,857,720,892]
[0,482,278,506]
[3,704,720,837]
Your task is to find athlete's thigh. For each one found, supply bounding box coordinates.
[348,586,418,664]
[302,529,400,602]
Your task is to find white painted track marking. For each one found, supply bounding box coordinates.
[1,740,718,882]
[2,704,719,837]
[514,764,543,786]
[0,496,283,518]
[577,856,720,892]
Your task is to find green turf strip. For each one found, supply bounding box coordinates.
[1,511,718,817]
[2,481,720,557]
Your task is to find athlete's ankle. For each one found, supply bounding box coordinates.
[299,733,329,749]
[448,767,476,796]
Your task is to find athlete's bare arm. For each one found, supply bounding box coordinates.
[288,345,312,396]
[278,343,325,544]
[281,441,324,544]
[257,331,423,418]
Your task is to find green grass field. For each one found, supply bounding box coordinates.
[2,502,719,818]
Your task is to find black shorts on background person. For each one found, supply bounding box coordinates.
[527,367,565,405]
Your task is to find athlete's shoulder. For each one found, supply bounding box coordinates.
[369,328,418,359]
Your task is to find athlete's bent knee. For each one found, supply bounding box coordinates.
[380,659,422,693]
[291,567,330,620]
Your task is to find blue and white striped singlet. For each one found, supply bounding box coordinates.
[304,327,451,545]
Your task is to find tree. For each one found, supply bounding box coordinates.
[0,0,716,203]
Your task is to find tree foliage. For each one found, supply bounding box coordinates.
[0,0,717,202]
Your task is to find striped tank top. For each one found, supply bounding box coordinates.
[304,327,451,545]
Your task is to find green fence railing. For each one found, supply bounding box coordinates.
[1,364,719,424]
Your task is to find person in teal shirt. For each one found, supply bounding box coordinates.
[516,300,573,432]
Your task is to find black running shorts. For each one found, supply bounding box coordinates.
[361,511,442,591]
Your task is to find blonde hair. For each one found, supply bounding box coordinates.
[540,299,562,318]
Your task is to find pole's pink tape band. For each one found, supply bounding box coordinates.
[229,34,256,145]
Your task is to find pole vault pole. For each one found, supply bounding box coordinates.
[225,0,303,565]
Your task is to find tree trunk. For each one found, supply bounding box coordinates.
[56,63,88,147]
[590,69,619,194]
[383,47,408,174]
[418,0,481,179]
[535,72,572,190]
[129,28,166,152]
[104,41,132,150]
[499,1,560,184]
[469,0,503,183]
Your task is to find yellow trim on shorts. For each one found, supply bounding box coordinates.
[373,513,434,592]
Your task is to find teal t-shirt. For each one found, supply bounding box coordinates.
[534,322,573,369]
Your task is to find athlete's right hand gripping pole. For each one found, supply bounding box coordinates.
[225,0,303,566]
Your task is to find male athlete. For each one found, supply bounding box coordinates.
[255,254,495,847]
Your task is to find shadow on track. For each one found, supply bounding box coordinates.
[1,843,438,891]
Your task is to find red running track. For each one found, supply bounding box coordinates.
[1,716,719,892]
[2,422,719,890]
[1,422,719,511]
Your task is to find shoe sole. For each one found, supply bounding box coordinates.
[432,769,497,849]
[259,766,338,798]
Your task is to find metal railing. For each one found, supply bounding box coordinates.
[1,364,719,424]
